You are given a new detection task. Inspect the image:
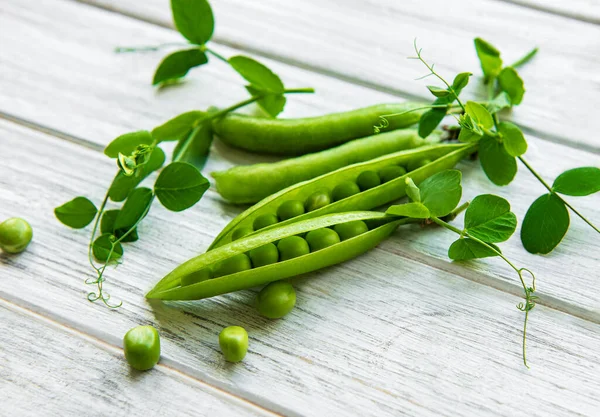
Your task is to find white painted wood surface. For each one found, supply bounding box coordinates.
[81,0,600,151]
[501,0,600,24]
[1,0,599,416]
[0,300,272,417]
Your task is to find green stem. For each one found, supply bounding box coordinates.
[203,46,229,63]
[518,156,599,233]
[114,42,191,53]
[511,47,539,69]
[441,202,469,222]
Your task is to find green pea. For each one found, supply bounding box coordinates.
[256,281,296,319]
[123,325,161,371]
[0,218,33,254]
[213,253,252,278]
[232,227,253,241]
[181,268,212,286]
[306,228,340,252]
[253,213,278,231]
[334,221,369,241]
[331,181,360,202]
[219,326,248,362]
[249,243,279,268]
[277,200,305,221]
[379,165,407,183]
[304,189,331,212]
[407,158,432,172]
[277,236,310,261]
[356,170,381,191]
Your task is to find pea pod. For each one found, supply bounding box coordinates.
[146,211,407,300]
[212,103,426,155]
[209,143,478,250]
[212,128,441,204]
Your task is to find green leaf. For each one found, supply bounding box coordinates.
[419,170,462,217]
[427,86,450,98]
[113,187,154,233]
[108,147,166,202]
[486,92,512,114]
[448,238,500,260]
[479,136,517,186]
[452,72,472,91]
[153,48,208,85]
[474,38,503,81]
[465,101,493,129]
[154,162,209,211]
[498,67,525,105]
[101,210,138,242]
[405,177,421,203]
[104,131,153,158]
[464,194,517,243]
[151,111,205,143]
[552,167,600,196]
[229,55,284,93]
[521,193,569,254]
[171,0,214,45]
[173,123,214,170]
[386,202,430,219]
[457,114,483,143]
[246,85,286,118]
[92,234,124,263]
[498,121,527,157]
[418,107,446,138]
[54,197,98,229]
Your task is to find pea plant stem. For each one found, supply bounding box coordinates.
[511,47,539,69]
[202,46,229,63]
[517,156,599,233]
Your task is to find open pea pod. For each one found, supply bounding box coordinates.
[147,211,407,300]
[209,143,477,249]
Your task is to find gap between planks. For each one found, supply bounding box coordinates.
[0,295,288,417]
[494,0,600,25]
[69,0,600,155]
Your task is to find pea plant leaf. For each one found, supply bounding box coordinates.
[405,177,421,203]
[419,169,462,217]
[171,0,214,45]
[552,167,600,196]
[54,197,98,229]
[448,238,500,260]
[92,234,124,263]
[104,131,153,158]
[464,194,517,243]
[474,38,503,81]
[486,92,512,114]
[498,121,527,157]
[458,114,483,143]
[229,55,285,93]
[498,67,525,105]
[113,187,154,236]
[101,210,138,242]
[418,107,447,138]
[427,85,450,98]
[153,49,208,86]
[452,72,472,91]
[465,101,494,129]
[172,122,214,169]
[108,147,166,202]
[479,136,517,186]
[386,202,430,219]
[521,193,570,254]
[246,85,286,118]
[154,162,210,211]
[151,111,205,143]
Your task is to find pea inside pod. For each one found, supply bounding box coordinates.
[212,102,427,156]
[208,143,477,250]
[147,211,408,301]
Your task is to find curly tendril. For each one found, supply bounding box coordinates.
[373,116,390,134]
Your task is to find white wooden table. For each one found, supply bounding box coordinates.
[1,1,599,415]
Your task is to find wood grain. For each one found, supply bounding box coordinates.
[0,300,274,417]
[78,0,600,151]
[1,114,600,417]
[499,0,600,24]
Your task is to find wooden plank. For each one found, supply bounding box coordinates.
[1,0,599,316]
[78,0,600,151]
[0,300,274,417]
[1,117,600,417]
[500,0,600,25]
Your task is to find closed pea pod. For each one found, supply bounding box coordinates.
[147,211,408,301]
[208,143,477,250]
[212,103,427,156]
[212,128,440,203]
